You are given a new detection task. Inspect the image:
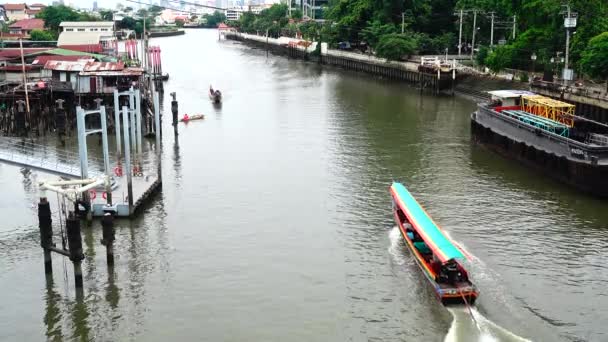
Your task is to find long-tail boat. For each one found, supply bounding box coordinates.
[390,182,479,305]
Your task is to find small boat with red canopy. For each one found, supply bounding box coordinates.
[390,182,479,305]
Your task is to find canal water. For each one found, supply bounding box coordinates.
[1,29,607,342]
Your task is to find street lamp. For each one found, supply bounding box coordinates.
[531,52,537,73]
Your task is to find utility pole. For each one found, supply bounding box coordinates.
[401,12,405,34]
[562,4,577,85]
[512,15,516,39]
[489,12,495,47]
[458,9,463,55]
[18,38,30,123]
[471,10,477,60]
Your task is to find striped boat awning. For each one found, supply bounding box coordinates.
[390,182,464,263]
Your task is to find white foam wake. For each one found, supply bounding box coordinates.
[444,307,532,342]
[388,226,407,265]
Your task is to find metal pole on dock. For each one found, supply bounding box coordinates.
[76,107,89,180]
[113,90,122,158]
[122,106,134,214]
[135,89,142,155]
[99,105,112,206]
[153,90,162,181]
[66,213,84,289]
[38,190,53,274]
[129,88,136,153]
[101,212,115,266]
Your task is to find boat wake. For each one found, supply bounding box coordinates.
[388,225,407,265]
[387,227,531,342]
[444,306,532,342]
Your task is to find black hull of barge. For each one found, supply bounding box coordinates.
[471,118,608,197]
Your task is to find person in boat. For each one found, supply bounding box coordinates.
[182,113,189,122]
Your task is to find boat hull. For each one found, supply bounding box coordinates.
[471,109,608,197]
[179,114,205,122]
[392,209,478,305]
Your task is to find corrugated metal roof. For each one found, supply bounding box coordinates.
[32,55,94,65]
[82,61,124,71]
[43,60,90,71]
[79,67,143,77]
[58,44,103,53]
[0,48,50,58]
[45,48,110,60]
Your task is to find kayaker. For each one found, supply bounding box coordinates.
[183,113,189,122]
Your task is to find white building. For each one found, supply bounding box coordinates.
[225,8,243,21]
[59,21,115,35]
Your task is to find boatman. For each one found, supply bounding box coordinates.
[183,113,189,122]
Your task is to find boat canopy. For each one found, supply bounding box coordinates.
[390,182,464,263]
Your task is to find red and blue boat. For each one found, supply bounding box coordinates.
[390,182,479,305]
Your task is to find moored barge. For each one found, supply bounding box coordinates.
[390,182,479,305]
[471,90,608,197]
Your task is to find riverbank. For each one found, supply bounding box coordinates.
[226,32,456,94]
[225,32,608,123]
[149,29,185,38]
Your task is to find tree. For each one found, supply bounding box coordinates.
[36,5,82,33]
[291,9,302,20]
[203,10,226,28]
[375,33,417,61]
[485,45,515,73]
[580,32,608,92]
[29,29,55,41]
[360,20,397,49]
[99,10,114,21]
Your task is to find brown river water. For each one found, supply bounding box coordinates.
[0,29,607,342]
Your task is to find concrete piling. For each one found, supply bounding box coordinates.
[66,213,84,288]
[101,212,115,266]
[170,92,178,136]
[38,195,53,274]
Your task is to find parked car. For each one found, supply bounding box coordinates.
[337,41,351,50]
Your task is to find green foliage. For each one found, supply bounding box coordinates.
[235,4,288,37]
[360,20,397,49]
[119,16,150,35]
[148,5,163,18]
[476,45,489,66]
[29,29,55,41]
[375,33,417,60]
[36,5,98,34]
[99,10,114,21]
[291,9,303,20]
[580,32,608,86]
[202,11,226,28]
[519,72,529,82]
[417,32,455,54]
[485,45,515,72]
